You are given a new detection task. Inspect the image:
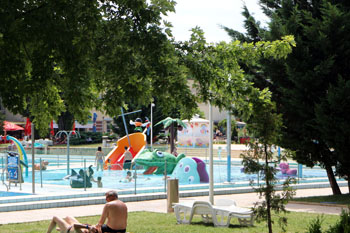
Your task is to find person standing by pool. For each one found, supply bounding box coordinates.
[123,146,133,170]
[95,147,105,171]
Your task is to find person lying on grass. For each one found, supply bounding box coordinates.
[47,215,97,233]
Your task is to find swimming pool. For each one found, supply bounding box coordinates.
[19,161,328,190]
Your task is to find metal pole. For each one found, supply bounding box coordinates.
[84,159,86,191]
[164,160,167,193]
[19,159,22,191]
[120,108,131,147]
[227,112,231,183]
[151,102,154,150]
[209,102,214,205]
[31,122,35,194]
[277,147,281,162]
[134,163,137,195]
[57,154,59,168]
[67,133,70,175]
[40,157,43,188]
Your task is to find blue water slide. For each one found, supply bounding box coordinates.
[6,136,29,177]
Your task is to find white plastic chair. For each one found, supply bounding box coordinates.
[173,200,254,227]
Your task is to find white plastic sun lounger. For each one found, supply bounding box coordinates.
[173,199,254,227]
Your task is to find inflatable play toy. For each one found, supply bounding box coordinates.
[171,157,209,184]
[279,162,297,176]
[69,165,94,188]
[133,149,185,175]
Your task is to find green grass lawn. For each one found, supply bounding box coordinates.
[0,211,339,233]
[293,194,350,205]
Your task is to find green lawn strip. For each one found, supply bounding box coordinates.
[0,211,338,233]
[292,194,350,205]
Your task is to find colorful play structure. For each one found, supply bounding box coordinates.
[5,135,29,177]
[171,157,209,184]
[133,149,186,175]
[103,132,146,170]
[102,113,210,184]
[70,165,95,188]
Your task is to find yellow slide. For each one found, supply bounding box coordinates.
[103,132,146,170]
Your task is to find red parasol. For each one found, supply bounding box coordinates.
[4,121,24,131]
[72,121,76,135]
[24,118,31,136]
[50,120,54,136]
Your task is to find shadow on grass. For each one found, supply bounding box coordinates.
[189,221,252,229]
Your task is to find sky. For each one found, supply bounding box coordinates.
[165,0,269,43]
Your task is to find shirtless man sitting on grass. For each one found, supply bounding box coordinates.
[96,190,128,233]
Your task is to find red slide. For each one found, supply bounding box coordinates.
[104,132,146,170]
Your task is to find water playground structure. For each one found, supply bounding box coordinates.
[103,132,146,170]
[0,113,317,194]
[5,135,29,177]
[69,165,95,188]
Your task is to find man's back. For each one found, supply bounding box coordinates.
[124,151,133,161]
[105,200,128,230]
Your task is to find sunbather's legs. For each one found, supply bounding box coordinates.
[47,216,70,233]
[64,216,80,225]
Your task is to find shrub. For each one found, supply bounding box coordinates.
[327,208,350,233]
[307,215,324,233]
[70,132,102,145]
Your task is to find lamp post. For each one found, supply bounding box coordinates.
[227,111,231,183]
[150,102,155,150]
[209,102,214,205]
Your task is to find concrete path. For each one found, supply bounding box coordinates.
[0,186,347,225]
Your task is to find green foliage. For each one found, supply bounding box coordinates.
[218,118,237,140]
[69,132,102,145]
[0,0,198,136]
[327,208,350,233]
[155,116,186,153]
[241,90,296,233]
[307,215,324,233]
[222,0,350,194]
[0,111,4,134]
[177,27,294,116]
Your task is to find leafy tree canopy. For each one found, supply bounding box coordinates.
[222,0,350,194]
[0,0,197,135]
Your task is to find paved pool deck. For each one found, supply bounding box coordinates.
[0,186,347,225]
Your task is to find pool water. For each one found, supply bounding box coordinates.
[22,163,328,190]
[0,191,31,197]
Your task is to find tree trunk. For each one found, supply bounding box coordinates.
[325,164,342,195]
[348,174,350,194]
[170,124,175,154]
[265,144,273,233]
[58,111,74,131]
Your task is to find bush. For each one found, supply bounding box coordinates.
[327,208,350,233]
[307,215,324,233]
[70,132,102,145]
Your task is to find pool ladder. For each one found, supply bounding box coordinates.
[1,168,9,192]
